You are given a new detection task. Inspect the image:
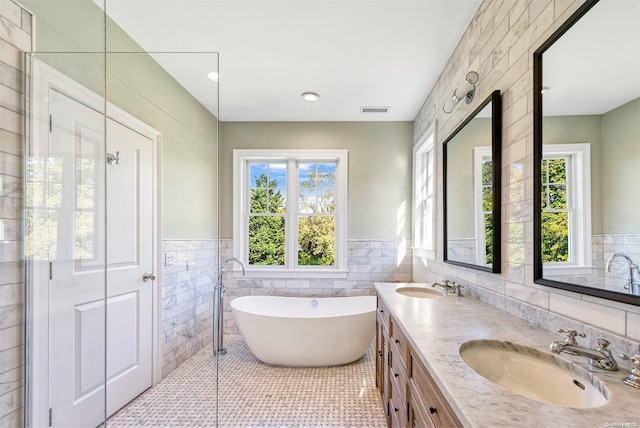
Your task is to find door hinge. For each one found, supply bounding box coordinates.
[49,262,53,280]
[49,114,52,133]
[48,408,52,426]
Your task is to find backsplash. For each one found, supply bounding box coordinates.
[161,240,216,377]
[220,239,412,334]
[413,0,640,354]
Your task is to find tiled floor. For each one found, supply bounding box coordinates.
[108,334,387,427]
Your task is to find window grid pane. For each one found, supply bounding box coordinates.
[298,215,335,266]
[298,163,336,214]
[249,162,287,214]
[541,157,570,262]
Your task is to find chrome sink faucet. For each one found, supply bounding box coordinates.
[550,329,618,371]
[432,279,463,296]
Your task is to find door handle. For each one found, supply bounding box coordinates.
[142,273,156,282]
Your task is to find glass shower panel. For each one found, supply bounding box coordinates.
[24,51,108,428]
[103,51,219,425]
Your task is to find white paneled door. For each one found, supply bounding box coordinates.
[47,88,154,427]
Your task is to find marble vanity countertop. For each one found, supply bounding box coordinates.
[375,282,639,428]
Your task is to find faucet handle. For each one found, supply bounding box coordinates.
[557,328,586,345]
[619,354,640,389]
[596,339,611,350]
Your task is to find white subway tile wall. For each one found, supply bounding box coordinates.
[0,1,31,425]
[161,240,216,377]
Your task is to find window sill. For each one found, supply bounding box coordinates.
[542,265,596,276]
[412,247,436,260]
[231,269,349,280]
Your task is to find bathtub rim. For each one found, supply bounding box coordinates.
[229,295,376,319]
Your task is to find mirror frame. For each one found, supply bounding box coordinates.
[533,0,639,306]
[443,90,502,273]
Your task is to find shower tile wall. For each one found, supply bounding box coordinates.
[413,0,640,347]
[219,239,412,334]
[161,240,216,377]
[0,1,31,426]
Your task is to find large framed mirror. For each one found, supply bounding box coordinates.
[533,0,640,305]
[444,90,502,272]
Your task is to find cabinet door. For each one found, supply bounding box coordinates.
[410,353,462,427]
[409,383,436,428]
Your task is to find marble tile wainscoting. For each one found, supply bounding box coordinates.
[219,238,412,334]
[161,240,217,377]
[0,1,32,426]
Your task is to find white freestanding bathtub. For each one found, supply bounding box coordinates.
[230,295,376,367]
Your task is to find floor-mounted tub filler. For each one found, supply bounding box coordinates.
[231,295,376,366]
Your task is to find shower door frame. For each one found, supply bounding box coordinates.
[26,58,164,427]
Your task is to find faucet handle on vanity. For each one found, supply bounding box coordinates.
[619,354,640,389]
[557,328,586,345]
[595,339,611,351]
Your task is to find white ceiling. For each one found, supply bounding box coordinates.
[543,0,640,116]
[100,0,482,122]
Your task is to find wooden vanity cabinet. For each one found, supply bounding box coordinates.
[376,297,462,428]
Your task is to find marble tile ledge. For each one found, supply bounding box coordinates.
[375,282,640,428]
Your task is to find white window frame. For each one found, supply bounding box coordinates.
[233,149,348,279]
[412,125,436,259]
[542,143,593,275]
[473,146,492,266]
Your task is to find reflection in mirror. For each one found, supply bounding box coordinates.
[534,0,640,304]
[444,90,501,272]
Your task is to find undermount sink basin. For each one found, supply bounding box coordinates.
[394,286,445,298]
[460,340,609,408]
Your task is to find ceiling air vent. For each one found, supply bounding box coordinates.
[360,106,390,114]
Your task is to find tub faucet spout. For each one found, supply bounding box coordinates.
[606,253,640,295]
[219,257,246,284]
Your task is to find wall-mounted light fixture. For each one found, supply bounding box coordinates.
[442,71,480,114]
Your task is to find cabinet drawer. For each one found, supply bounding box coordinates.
[410,354,462,428]
[389,318,408,369]
[389,355,407,405]
[377,297,390,332]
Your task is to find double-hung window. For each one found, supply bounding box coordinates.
[473,146,493,266]
[412,127,436,259]
[541,143,592,274]
[233,149,348,278]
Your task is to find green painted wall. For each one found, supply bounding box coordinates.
[220,121,414,240]
[22,0,219,239]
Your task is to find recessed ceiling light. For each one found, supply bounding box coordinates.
[301,92,320,102]
[207,71,219,82]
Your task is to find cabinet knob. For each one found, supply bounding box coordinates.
[429,407,437,414]
[395,339,400,344]
[378,351,382,357]
[394,373,399,378]
[394,407,399,413]
[380,309,384,313]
